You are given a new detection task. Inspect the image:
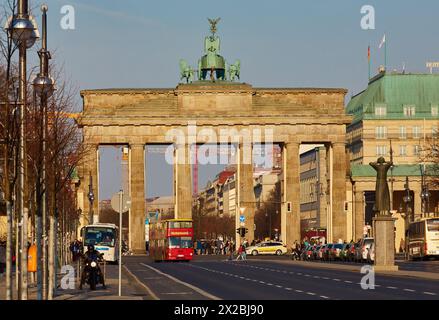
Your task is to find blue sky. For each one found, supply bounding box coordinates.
[23,0,439,199]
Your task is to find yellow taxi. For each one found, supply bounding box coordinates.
[246,241,287,256]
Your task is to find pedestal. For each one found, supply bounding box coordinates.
[373,216,399,271]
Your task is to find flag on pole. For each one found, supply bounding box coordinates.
[379,34,386,49]
[368,45,371,80]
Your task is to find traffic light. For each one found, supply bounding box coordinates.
[236,227,248,237]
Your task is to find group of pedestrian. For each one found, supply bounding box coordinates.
[195,239,235,256]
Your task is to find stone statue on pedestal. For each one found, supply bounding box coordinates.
[369,156,393,216]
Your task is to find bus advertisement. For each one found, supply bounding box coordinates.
[149,219,194,262]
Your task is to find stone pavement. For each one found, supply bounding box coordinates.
[0,261,154,300]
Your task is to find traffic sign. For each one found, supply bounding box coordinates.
[111,192,131,213]
[240,215,245,223]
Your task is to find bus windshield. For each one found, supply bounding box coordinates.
[84,227,116,247]
[169,237,193,249]
[427,219,439,232]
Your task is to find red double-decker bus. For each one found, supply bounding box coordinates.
[149,219,194,261]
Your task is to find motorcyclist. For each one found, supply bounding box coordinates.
[79,243,106,290]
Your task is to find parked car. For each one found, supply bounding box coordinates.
[355,238,374,262]
[318,244,327,260]
[367,241,375,263]
[328,243,344,261]
[312,245,321,260]
[246,241,287,256]
[301,245,314,260]
[323,243,334,261]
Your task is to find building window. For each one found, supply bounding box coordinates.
[399,145,407,156]
[399,126,406,139]
[376,145,387,156]
[413,126,421,139]
[432,105,438,117]
[414,145,421,156]
[375,105,387,116]
[403,105,416,117]
[375,126,387,139]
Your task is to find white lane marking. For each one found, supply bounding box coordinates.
[162,292,193,295]
[403,289,415,292]
[124,265,159,301]
[333,279,341,282]
[386,286,398,290]
[313,276,320,279]
[194,263,331,299]
[139,263,221,300]
[344,280,353,284]
[322,277,329,280]
[423,292,437,296]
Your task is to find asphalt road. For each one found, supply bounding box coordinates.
[123,255,439,300]
[240,254,439,273]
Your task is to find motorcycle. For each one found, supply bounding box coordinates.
[84,253,105,290]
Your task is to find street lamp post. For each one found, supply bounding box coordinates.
[88,172,95,224]
[7,0,39,300]
[402,176,412,260]
[32,4,54,300]
[420,164,430,218]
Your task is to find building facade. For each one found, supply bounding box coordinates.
[346,72,439,243]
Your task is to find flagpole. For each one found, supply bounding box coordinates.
[368,45,371,80]
[384,34,387,71]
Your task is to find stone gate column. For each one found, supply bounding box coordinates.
[130,144,145,253]
[237,141,255,244]
[354,188,365,241]
[281,142,300,248]
[175,143,192,219]
[332,142,347,242]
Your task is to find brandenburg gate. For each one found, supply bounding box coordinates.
[76,20,351,253]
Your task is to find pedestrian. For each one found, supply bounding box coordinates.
[196,239,202,255]
[236,244,244,261]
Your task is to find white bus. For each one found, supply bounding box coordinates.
[408,218,439,260]
[81,223,119,263]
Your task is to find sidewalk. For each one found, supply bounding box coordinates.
[1,262,154,300]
